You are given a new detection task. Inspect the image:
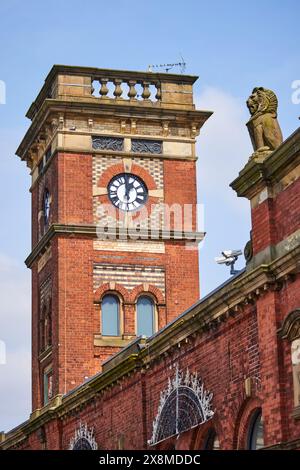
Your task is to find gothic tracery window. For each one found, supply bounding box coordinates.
[149,366,214,446]
[69,423,98,450]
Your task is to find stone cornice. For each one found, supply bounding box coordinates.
[230,127,300,199]
[17,99,212,162]
[25,224,205,268]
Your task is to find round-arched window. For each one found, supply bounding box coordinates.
[101,295,120,336]
[248,409,264,450]
[137,296,155,337]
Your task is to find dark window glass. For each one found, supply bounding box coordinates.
[102,295,119,336]
[73,438,93,450]
[45,147,52,162]
[38,159,44,175]
[137,296,154,337]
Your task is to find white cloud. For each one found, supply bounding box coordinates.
[0,253,31,431]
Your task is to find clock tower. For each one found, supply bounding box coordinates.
[16,65,212,410]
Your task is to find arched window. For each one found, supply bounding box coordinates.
[101,295,120,336]
[73,438,93,450]
[137,296,155,337]
[43,189,51,227]
[46,300,52,348]
[248,409,264,450]
[39,305,47,352]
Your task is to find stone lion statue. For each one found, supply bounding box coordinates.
[246,87,283,152]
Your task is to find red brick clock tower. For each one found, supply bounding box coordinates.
[16,65,212,411]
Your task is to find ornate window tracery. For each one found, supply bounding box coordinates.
[69,423,98,450]
[149,365,214,446]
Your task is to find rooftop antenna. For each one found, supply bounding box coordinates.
[148,55,186,74]
[214,250,243,276]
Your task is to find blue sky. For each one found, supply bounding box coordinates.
[0,0,299,431]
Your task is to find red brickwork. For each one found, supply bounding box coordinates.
[29,151,201,409]
[252,178,300,255]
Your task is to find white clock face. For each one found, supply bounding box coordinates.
[108,173,148,211]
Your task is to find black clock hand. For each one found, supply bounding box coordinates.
[124,174,130,201]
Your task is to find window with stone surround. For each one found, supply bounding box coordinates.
[137,296,155,337]
[43,366,53,406]
[101,294,120,336]
[39,298,52,352]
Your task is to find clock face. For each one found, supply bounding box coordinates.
[43,189,50,225]
[108,173,148,211]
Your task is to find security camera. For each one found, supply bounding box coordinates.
[214,250,242,275]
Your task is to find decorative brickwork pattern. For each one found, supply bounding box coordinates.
[93,264,165,299]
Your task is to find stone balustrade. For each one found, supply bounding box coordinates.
[93,76,161,102]
[26,65,198,120]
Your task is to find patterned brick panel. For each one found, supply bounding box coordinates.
[93,263,165,299]
[92,155,123,186]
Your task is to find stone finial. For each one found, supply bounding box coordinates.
[246,87,283,153]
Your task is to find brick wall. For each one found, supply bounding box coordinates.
[251,175,300,256]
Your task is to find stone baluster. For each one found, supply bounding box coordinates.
[155,83,162,101]
[127,80,137,100]
[113,79,123,99]
[141,81,151,100]
[99,78,109,98]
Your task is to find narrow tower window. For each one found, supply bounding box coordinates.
[101,295,120,336]
[137,296,155,337]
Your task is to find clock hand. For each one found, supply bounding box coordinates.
[124,174,130,201]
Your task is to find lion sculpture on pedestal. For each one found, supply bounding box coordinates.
[246,87,283,152]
